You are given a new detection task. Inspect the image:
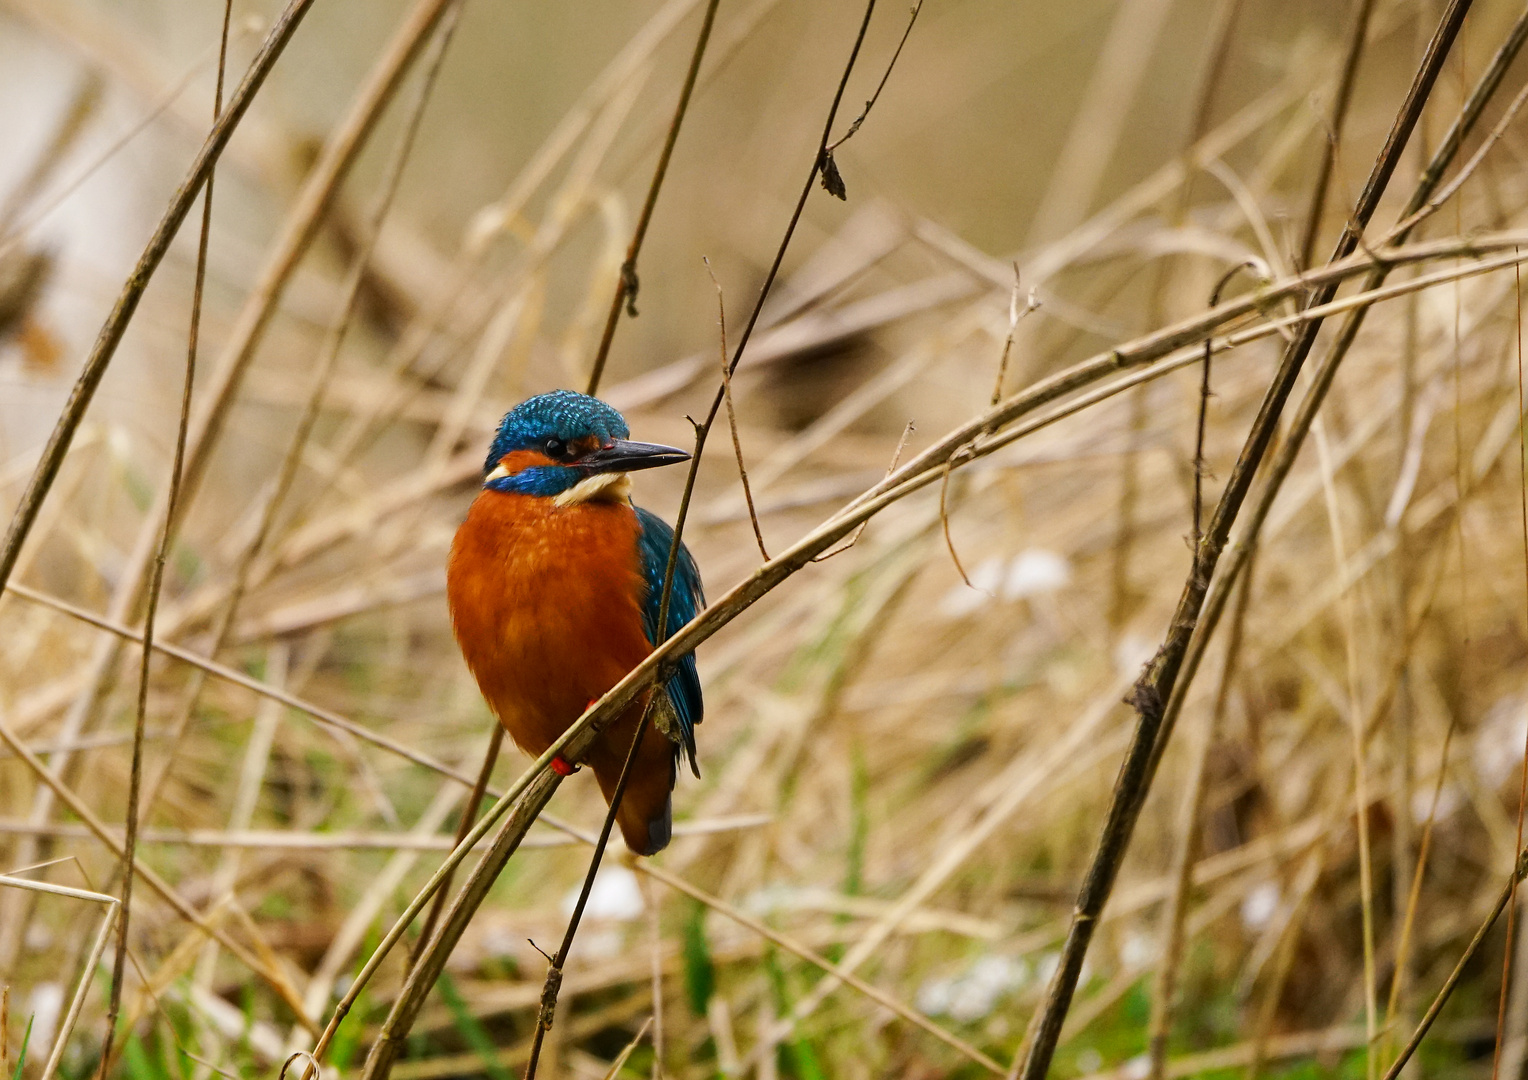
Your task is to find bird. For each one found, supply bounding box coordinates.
[447,390,704,856]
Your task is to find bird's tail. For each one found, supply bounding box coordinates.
[590,710,677,856]
[617,786,672,857]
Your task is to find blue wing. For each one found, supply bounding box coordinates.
[634,506,704,777]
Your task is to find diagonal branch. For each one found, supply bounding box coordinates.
[1010,3,1475,1077]
[0,0,321,595]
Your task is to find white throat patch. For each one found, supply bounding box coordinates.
[553,471,632,507]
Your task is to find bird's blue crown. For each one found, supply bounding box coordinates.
[486,390,630,472]
[483,391,632,498]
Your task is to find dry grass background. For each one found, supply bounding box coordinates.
[3,0,1528,1078]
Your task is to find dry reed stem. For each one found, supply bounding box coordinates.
[3,583,483,785]
[1145,554,1256,1080]
[0,711,315,1030]
[1145,0,1528,793]
[0,0,466,963]
[706,258,769,561]
[1383,848,1528,1080]
[1014,5,1474,1076]
[1313,418,1379,1080]
[11,4,1528,1074]
[102,6,231,1065]
[1503,257,1528,1080]
[0,0,319,594]
[0,874,119,1080]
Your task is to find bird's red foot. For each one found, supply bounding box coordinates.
[552,700,600,776]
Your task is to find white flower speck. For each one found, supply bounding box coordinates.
[1004,549,1071,599]
[939,558,1005,617]
[563,865,643,920]
[1113,634,1156,678]
[1241,882,1280,930]
[919,955,1028,1022]
[29,982,64,1052]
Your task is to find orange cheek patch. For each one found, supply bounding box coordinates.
[497,450,555,475]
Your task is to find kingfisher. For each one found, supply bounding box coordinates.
[447,390,704,856]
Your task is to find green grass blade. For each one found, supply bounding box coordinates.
[682,900,715,1017]
[10,1015,32,1080]
[436,972,512,1080]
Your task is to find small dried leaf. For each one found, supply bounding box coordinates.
[819,151,847,200]
[621,262,640,317]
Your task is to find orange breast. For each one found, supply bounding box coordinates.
[446,489,652,757]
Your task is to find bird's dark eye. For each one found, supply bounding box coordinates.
[543,437,567,460]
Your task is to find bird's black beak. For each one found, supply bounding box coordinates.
[580,439,691,474]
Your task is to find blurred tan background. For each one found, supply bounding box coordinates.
[4,1,1528,1079]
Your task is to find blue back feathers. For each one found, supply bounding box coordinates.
[636,507,705,777]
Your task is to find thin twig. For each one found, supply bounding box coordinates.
[1193,261,1264,551]
[409,725,501,968]
[812,420,913,562]
[1494,254,1528,1080]
[990,265,1036,407]
[100,6,231,1069]
[938,456,976,590]
[824,0,921,155]
[1381,849,1528,1080]
[706,257,768,560]
[522,698,660,1080]
[1297,0,1376,270]
[1145,549,1256,1080]
[585,0,722,396]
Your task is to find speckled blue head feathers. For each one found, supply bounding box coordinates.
[486,390,630,474]
[482,390,689,498]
